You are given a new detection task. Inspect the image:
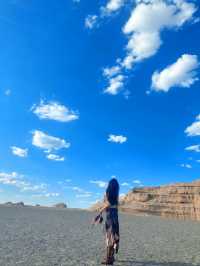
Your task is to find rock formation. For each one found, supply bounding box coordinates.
[4,201,25,207]
[53,203,67,209]
[91,180,200,221]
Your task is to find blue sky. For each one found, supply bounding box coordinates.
[0,0,200,208]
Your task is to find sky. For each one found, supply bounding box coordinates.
[0,0,200,208]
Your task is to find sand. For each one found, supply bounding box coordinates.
[0,205,200,266]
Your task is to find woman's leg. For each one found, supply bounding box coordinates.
[101,233,114,265]
[108,233,115,263]
[114,233,120,254]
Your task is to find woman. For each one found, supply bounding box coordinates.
[94,178,120,265]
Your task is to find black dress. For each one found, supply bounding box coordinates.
[105,206,120,247]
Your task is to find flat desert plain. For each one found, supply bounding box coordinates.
[0,205,200,266]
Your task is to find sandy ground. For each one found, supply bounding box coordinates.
[0,206,200,266]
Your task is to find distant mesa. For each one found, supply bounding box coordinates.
[53,203,67,209]
[90,180,200,221]
[4,202,13,206]
[4,201,25,207]
[16,201,25,207]
[1,201,68,209]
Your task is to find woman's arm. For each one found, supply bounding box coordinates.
[98,202,110,214]
[92,200,109,225]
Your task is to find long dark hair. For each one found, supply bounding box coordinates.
[106,178,119,205]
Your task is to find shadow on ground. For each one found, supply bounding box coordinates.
[114,260,200,266]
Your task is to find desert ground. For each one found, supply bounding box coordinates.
[0,206,200,266]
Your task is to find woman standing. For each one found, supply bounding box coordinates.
[94,178,120,265]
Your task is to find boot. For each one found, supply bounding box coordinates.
[101,247,114,265]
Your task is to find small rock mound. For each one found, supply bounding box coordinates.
[53,203,67,209]
[15,202,25,207]
[4,201,25,207]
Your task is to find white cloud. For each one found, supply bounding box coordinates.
[185,114,200,137]
[11,146,28,158]
[53,183,91,199]
[102,0,125,14]
[133,179,142,184]
[46,154,65,162]
[0,171,21,186]
[86,0,198,96]
[86,0,125,29]
[121,182,130,186]
[0,171,64,201]
[104,74,125,95]
[76,193,92,198]
[32,192,60,198]
[152,54,199,92]
[123,0,197,68]
[185,145,200,153]
[5,89,11,96]
[72,186,84,193]
[180,163,192,169]
[45,193,59,197]
[123,89,131,99]
[108,134,127,143]
[32,130,70,153]
[21,183,47,192]
[99,0,198,95]
[68,186,92,199]
[90,180,108,188]
[0,171,47,193]
[32,101,79,122]
[123,31,161,67]
[85,15,98,29]
[58,179,71,185]
[196,160,200,163]
[103,66,121,78]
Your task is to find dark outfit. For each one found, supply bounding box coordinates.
[105,206,120,248]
